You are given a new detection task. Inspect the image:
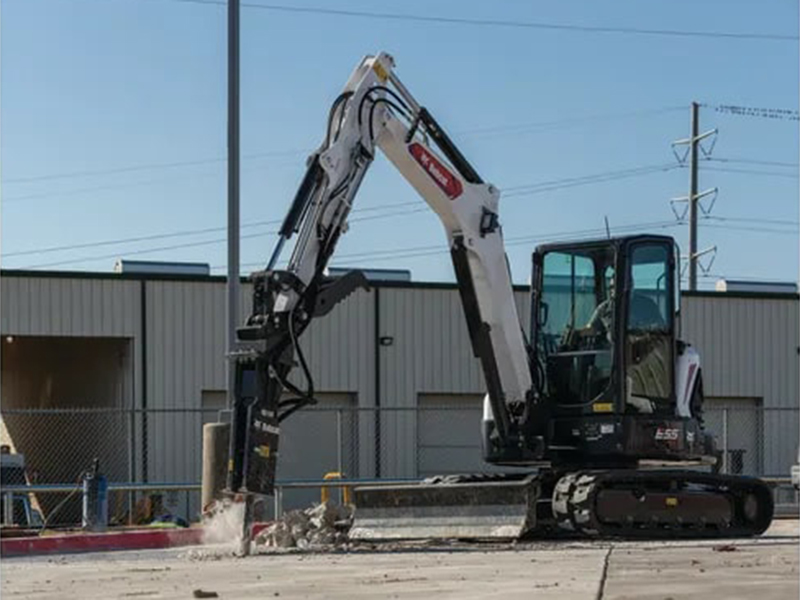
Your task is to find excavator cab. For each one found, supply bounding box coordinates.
[517,234,718,468]
[533,234,678,420]
[481,234,713,468]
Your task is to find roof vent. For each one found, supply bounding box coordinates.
[325,267,411,282]
[715,279,797,294]
[114,260,211,276]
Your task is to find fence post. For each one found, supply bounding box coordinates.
[274,486,282,521]
[722,407,729,474]
[3,491,14,526]
[128,408,136,526]
[336,410,343,503]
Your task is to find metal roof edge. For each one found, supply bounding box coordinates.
[2,270,796,299]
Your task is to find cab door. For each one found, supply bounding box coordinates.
[624,242,676,414]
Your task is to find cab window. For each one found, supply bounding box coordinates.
[626,244,673,408]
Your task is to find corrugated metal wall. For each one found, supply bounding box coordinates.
[144,281,374,405]
[143,280,375,482]
[1,273,797,484]
[376,287,530,477]
[680,295,799,407]
[144,280,225,485]
[681,294,799,475]
[0,275,142,415]
[1,276,141,337]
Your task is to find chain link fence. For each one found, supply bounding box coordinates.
[702,405,799,508]
[2,404,797,525]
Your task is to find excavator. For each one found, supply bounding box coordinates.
[224,51,774,552]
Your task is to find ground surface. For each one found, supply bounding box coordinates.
[2,520,798,599]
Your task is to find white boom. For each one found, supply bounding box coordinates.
[264,52,535,441]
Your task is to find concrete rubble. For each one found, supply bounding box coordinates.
[254,501,353,549]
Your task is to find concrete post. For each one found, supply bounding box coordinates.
[722,408,729,475]
[3,491,14,526]
[202,422,231,513]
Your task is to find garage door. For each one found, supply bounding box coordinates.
[417,394,524,478]
[202,391,358,512]
[702,398,762,476]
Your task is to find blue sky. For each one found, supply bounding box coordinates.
[1,0,798,288]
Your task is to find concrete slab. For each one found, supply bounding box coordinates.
[2,546,608,599]
[1,520,797,600]
[603,541,797,600]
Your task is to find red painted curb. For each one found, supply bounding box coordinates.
[1,523,271,557]
[1,528,204,557]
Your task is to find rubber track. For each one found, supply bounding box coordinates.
[561,469,774,539]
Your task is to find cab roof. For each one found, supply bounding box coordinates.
[534,233,677,256]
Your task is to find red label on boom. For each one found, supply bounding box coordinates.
[409,143,463,199]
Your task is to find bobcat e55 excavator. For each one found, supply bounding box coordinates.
[224,51,774,551]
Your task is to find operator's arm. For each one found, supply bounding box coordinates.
[227,52,540,501]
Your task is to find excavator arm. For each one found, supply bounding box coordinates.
[225,51,542,513]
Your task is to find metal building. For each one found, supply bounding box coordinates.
[1,269,797,517]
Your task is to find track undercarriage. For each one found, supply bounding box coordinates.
[349,467,775,542]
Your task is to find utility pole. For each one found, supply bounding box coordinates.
[688,102,699,291]
[226,0,240,407]
[670,103,717,290]
[203,0,239,540]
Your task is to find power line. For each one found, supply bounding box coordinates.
[322,218,798,267]
[24,230,278,269]
[4,200,423,258]
[3,149,307,185]
[704,215,798,227]
[29,204,780,273]
[218,219,684,271]
[18,204,433,268]
[4,167,246,204]
[705,157,798,169]
[700,272,797,283]
[504,163,681,196]
[703,103,800,120]
[3,106,683,189]
[321,217,798,265]
[16,161,791,268]
[3,220,280,258]
[456,106,684,140]
[5,162,681,260]
[5,155,224,184]
[699,222,799,235]
[159,0,799,41]
[699,165,800,179]
[14,181,795,269]
[3,159,306,204]
[21,213,668,270]
[1,150,681,215]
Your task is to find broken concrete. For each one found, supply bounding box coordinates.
[255,501,352,550]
